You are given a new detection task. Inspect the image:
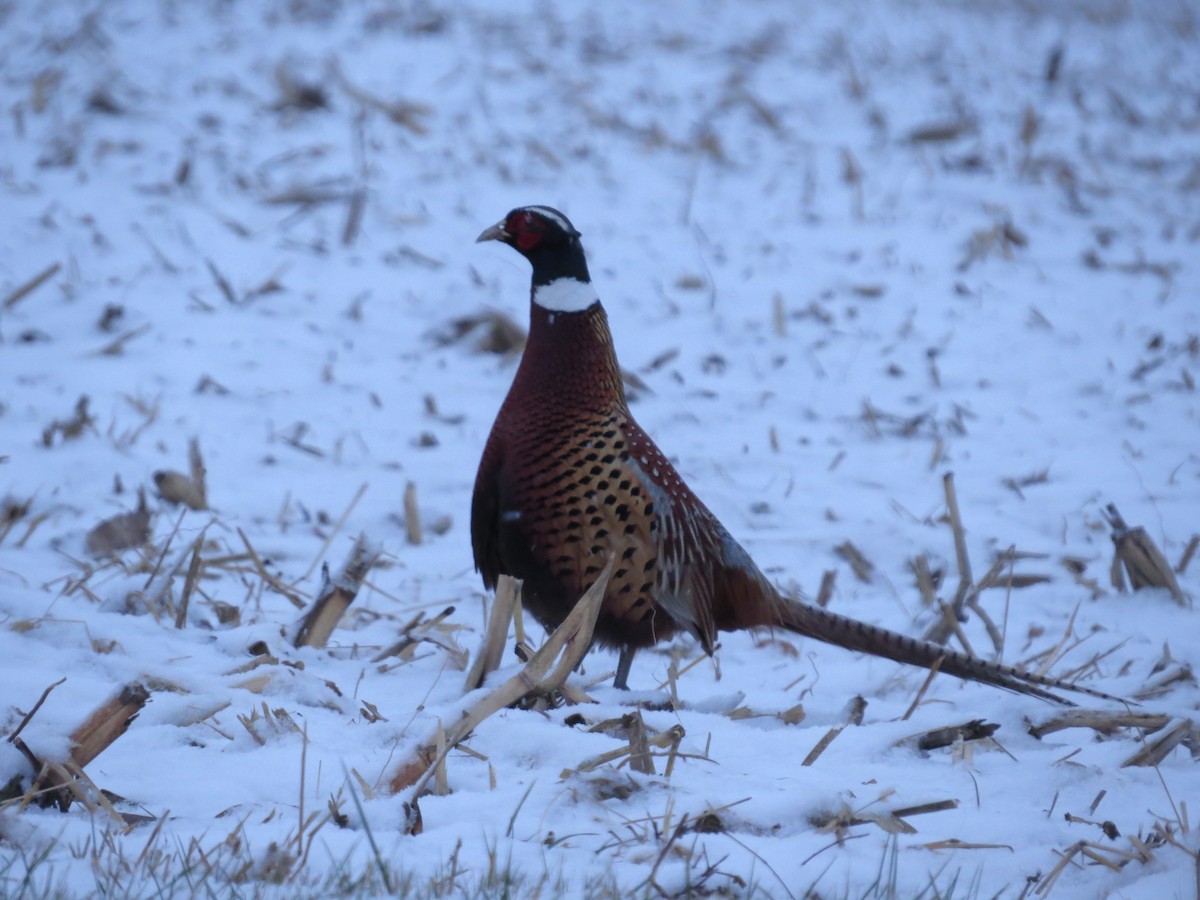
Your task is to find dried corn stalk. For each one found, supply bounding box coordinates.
[1104,504,1187,606]
[388,557,612,797]
[1121,719,1197,767]
[12,682,149,812]
[294,534,382,648]
[1028,709,1171,740]
[463,576,521,691]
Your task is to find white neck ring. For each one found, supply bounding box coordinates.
[532,277,599,312]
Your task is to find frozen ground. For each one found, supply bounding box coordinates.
[1,0,1198,896]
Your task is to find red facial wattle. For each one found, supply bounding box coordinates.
[507,212,542,252]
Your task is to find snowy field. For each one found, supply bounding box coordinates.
[2,0,1198,896]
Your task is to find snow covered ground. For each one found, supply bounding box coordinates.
[1,0,1198,896]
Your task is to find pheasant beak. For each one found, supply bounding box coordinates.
[475,221,510,244]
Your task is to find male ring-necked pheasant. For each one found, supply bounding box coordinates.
[472,205,1116,705]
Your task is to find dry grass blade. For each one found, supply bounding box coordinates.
[205,258,237,304]
[137,510,192,615]
[262,183,356,206]
[661,724,687,779]
[0,496,33,546]
[388,557,613,797]
[812,798,959,836]
[237,710,268,746]
[6,678,68,744]
[994,573,1052,589]
[908,119,976,143]
[34,760,94,813]
[834,541,874,583]
[237,528,306,609]
[1001,467,1050,499]
[299,482,368,581]
[901,657,944,721]
[910,555,937,607]
[294,534,382,648]
[646,813,692,894]
[932,599,976,658]
[3,261,61,310]
[1026,600,1085,681]
[1062,812,1121,842]
[93,324,152,357]
[1034,841,1084,896]
[63,761,130,829]
[1133,664,1195,701]
[188,437,207,507]
[921,838,1014,851]
[330,60,431,134]
[840,147,864,220]
[965,595,1004,656]
[12,509,52,550]
[772,292,787,337]
[890,799,959,819]
[803,697,866,766]
[925,472,973,644]
[565,723,686,777]
[1076,842,1126,873]
[175,537,205,629]
[342,188,366,247]
[1176,534,1198,574]
[1062,555,1106,600]
[373,606,458,664]
[433,722,449,797]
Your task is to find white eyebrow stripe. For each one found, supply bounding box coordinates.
[532,276,600,312]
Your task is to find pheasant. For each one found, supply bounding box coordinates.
[472,205,1117,706]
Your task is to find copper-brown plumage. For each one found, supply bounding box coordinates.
[472,206,1121,705]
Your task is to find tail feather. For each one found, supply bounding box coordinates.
[777,598,1126,707]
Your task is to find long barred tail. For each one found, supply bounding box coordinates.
[777,599,1127,707]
